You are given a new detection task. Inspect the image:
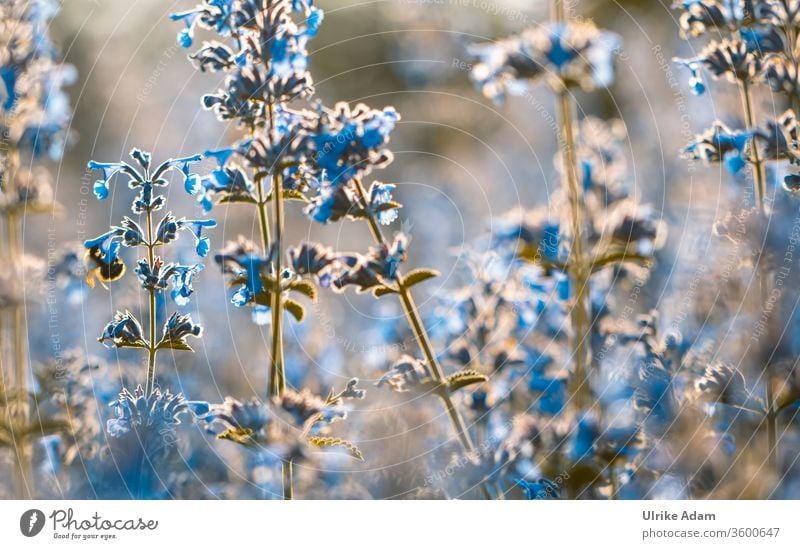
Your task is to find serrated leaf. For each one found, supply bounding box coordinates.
[307,436,364,461]
[373,200,403,213]
[372,285,398,298]
[112,340,148,350]
[284,298,305,323]
[446,370,488,392]
[402,268,440,288]
[290,280,318,302]
[156,339,195,352]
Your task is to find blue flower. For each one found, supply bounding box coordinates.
[84,229,123,265]
[98,310,145,349]
[215,239,272,324]
[683,121,751,174]
[170,11,199,48]
[178,218,218,257]
[87,161,134,200]
[367,181,400,225]
[160,311,203,347]
[305,183,356,224]
[673,57,706,95]
[169,264,204,306]
[152,153,203,191]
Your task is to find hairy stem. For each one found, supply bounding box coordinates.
[265,100,291,498]
[352,180,491,499]
[144,195,158,396]
[738,80,778,469]
[739,80,767,214]
[551,0,592,411]
[269,170,286,398]
[7,212,31,498]
[255,172,272,254]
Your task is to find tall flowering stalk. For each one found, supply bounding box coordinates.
[83,150,215,494]
[0,0,75,498]
[674,0,800,470]
[469,2,668,497]
[173,0,338,498]
[469,2,637,410]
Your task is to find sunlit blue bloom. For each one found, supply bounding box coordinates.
[469,21,619,103]
[161,311,204,346]
[87,161,131,200]
[98,310,145,349]
[152,153,203,193]
[683,122,753,174]
[362,108,399,148]
[170,264,204,306]
[308,102,399,185]
[171,11,199,48]
[215,239,271,323]
[305,183,356,224]
[178,218,218,257]
[367,181,399,225]
[673,57,706,95]
[84,230,122,264]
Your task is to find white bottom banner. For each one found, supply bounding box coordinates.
[0,500,796,548]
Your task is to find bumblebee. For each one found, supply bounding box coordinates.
[84,246,126,289]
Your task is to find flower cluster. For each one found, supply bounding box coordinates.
[80,148,216,494]
[469,20,620,103]
[0,0,75,166]
[675,0,800,187]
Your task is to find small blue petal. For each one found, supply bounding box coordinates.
[93,180,109,200]
[196,237,210,257]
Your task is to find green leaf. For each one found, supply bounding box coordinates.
[402,268,440,288]
[284,298,306,323]
[283,189,307,202]
[156,339,194,352]
[307,436,364,461]
[289,280,318,302]
[372,285,398,298]
[373,200,403,213]
[217,428,256,446]
[446,370,488,392]
[112,340,148,350]
[218,194,258,205]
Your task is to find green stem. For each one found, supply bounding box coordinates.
[282,459,293,500]
[144,193,158,396]
[738,80,767,214]
[269,170,285,398]
[255,173,272,253]
[7,213,31,499]
[352,180,491,499]
[265,100,291,498]
[554,72,591,411]
[738,80,778,469]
